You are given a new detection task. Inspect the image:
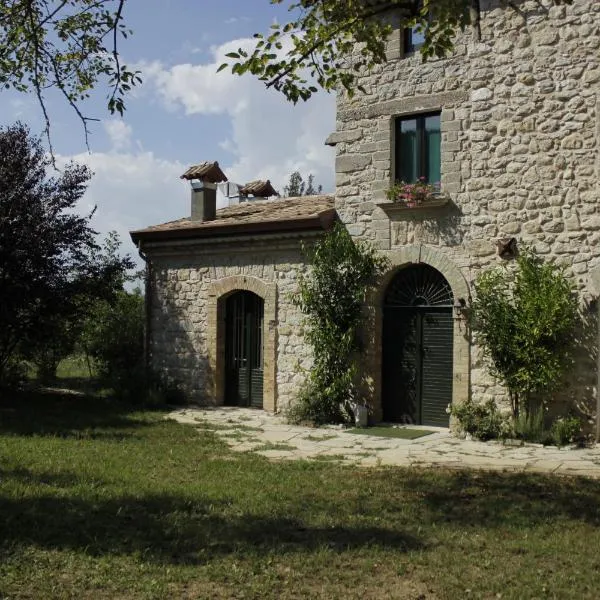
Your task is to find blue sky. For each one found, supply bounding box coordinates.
[2,0,336,260]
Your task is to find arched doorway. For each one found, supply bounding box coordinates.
[225,291,264,408]
[382,264,453,426]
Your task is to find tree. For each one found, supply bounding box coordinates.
[0,0,139,148]
[223,0,571,103]
[25,231,135,382]
[283,171,323,196]
[471,248,577,420]
[81,288,145,400]
[0,122,133,383]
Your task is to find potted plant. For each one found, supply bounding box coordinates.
[386,177,440,207]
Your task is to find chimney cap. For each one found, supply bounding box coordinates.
[180,161,228,183]
[239,179,278,197]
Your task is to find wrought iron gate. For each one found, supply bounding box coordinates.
[382,264,453,426]
[225,291,264,408]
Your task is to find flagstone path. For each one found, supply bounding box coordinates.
[169,407,600,479]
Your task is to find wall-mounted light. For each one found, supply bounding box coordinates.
[453,297,468,318]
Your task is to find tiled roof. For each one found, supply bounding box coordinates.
[130,195,336,243]
[239,179,279,197]
[180,161,228,183]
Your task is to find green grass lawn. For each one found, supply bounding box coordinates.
[1,390,600,599]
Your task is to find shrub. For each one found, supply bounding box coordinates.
[512,408,548,443]
[550,415,581,447]
[82,290,145,402]
[471,247,577,420]
[287,379,352,426]
[449,399,510,441]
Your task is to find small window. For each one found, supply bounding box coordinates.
[394,113,441,187]
[404,25,426,54]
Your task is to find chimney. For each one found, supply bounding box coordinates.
[179,161,228,223]
[190,180,217,222]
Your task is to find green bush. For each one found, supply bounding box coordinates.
[449,399,510,441]
[286,378,352,426]
[550,415,581,447]
[512,408,548,443]
[471,247,577,420]
[82,290,146,402]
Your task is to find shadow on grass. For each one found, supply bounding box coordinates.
[398,469,600,528]
[0,387,162,439]
[0,491,423,565]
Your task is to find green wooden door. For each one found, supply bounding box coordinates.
[382,265,453,426]
[225,291,264,408]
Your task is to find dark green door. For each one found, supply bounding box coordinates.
[382,265,453,427]
[225,291,264,408]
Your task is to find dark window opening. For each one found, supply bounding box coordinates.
[404,25,426,54]
[394,112,441,188]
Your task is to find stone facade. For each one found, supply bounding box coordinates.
[134,0,599,429]
[333,0,600,420]
[144,235,315,411]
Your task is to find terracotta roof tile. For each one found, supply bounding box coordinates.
[180,161,228,183]
[239,179,278,197]
[131,195,335,242]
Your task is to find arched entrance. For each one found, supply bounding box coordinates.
[225,291,264,408]
[382,264,453,426]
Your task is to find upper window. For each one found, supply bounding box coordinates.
[394,113,441,187]
[404,25,426,54]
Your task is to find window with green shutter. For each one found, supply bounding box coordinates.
[394,113,441,189]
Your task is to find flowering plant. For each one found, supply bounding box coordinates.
[386,177,440,207]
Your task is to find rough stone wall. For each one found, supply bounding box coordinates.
[146,238,312,411]
[334,0,600,418]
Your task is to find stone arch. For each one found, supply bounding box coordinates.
[207,275,277,412]
[364,245,470,423]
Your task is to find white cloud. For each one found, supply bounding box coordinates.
[56,37,337,267]
[59,149,187,262]
[103,119,133,151]
[143,38,336,195]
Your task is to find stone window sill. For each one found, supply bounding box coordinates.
[376,196,450,213]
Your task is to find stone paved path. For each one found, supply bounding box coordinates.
[169,407,600,479]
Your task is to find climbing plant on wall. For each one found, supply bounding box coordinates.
[290,222,388,425]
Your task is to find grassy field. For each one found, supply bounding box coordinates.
[1,390,600,599]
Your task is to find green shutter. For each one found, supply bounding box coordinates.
[425,114,441,185]
[225,291,264,408]
[420,309,453,427]
[397,118,418,183]
[382,265,453,427]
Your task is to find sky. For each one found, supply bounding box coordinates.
[2,0,336,262]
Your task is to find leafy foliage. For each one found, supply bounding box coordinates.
[290,222,387,424]
[512,408,547,444]
[550,415,582,447]
[449,399,510,441]
[0,0,139,147]
[82,289,145,401]
[0,123,133,384]
[26,231,134,383]
[283,171,323,197]
[223,0,474,102]
[223,0,573,103]
[471,248,577,419]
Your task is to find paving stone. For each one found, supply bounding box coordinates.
[169,408,600,479]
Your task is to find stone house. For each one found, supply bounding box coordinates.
[131,0,599,431]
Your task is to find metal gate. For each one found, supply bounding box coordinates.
[225,291,264,408]
[382,265,453,427]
